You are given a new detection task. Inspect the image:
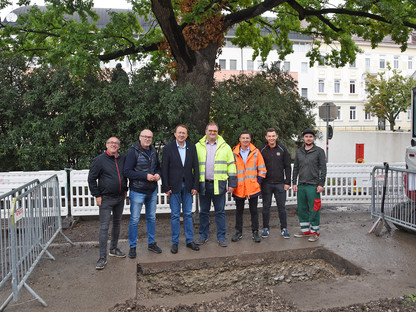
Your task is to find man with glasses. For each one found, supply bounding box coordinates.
[195,123,237,247]
[88,137,128,270]
[124,129,162,258]
[161,125,200,254]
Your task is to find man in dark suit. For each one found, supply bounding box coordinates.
[161,125,200,254]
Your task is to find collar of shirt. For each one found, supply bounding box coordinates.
[206,139,217,146]
[176,140,186,149]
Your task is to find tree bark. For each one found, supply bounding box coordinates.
[175,44,218,133]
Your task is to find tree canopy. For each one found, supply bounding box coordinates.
[365,66,415,131]
[1,0,416,131]
[212,64,315,149]
[0,57,314,171]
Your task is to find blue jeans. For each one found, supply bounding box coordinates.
[170,183,194,244]
[199,181,226,241]
[128,189,157,247]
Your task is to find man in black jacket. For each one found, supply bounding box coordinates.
[161,125,200,254]
[260,128,292,239]
[124,129,162,258]
[88,137,128,270]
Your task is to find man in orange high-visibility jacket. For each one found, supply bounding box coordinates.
[231,131,267,243]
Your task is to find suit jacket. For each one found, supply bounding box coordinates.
[161,140,199,193]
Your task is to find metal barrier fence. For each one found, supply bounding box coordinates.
[371,165,416,232]
[0,179,40,293]
[0,175,73,311]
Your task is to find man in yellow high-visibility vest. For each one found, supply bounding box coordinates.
[195,122,237,247]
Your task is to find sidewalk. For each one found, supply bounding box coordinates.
[1,204,416,311]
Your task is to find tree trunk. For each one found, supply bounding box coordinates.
[151,0,219,133]
[175,44,218,133]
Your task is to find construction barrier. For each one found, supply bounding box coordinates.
[0,175,73,311]
[371,165,416,232]
[0,179,40,292]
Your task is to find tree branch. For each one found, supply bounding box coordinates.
[224,0,287,28]
[287,0,416,30]
[151,0,196,71]
[98,42,160,61]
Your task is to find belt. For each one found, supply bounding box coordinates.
[205,180,214,183]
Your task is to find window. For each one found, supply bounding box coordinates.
[301,62,308,73]
[318,79,325,93]
[319,56,325,66]
[408,108,412,120]
[379,57,385,69]
[365,58,371,69]
[394,56,399,69]
[408,57,413,70]
[350,106,357,120]
[247,60,254,71]
[350,80,356,94]
[283,61,290,72]
[349,60,356,68]
[334,80,340,94]
[301,88,308,98]
[365,112,372,120]
[219,59,226,70]
[257,61,267,70]
[230,59,237,70]
[275,61,281,69]
[337,106,341,120]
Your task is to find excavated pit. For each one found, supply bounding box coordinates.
[136,247,365,301]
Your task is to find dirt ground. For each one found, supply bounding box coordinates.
[53,205,416,312]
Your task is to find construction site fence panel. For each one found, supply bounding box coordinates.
[371,165,416,232]
[0,179,40,290]
[0,175,73,311]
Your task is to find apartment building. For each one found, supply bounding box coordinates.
[216,34,416,132]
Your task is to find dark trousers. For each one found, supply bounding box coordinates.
[262,183,288,230]
[234,196,259,233]
[99,195,125,257]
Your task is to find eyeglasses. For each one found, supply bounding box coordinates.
[207,130,218,133]
[106,141,120,145]
[140,135,153,140]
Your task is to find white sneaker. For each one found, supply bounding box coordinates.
[308,234,319,242]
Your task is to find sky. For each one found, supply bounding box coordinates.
[1,0,132,20]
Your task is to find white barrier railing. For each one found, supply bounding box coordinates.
[0,171,68,216]
[0,163,406,217]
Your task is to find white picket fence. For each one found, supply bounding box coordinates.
[0,163,405,217]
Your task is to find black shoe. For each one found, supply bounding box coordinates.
[109,248,126,258]
[128,247,136,259]
[171,244,178,254]
[148,242,162,254]
[96,257,107,270]
[252,231,261,243]
[231,232,242,242]
[186,242,200,251]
